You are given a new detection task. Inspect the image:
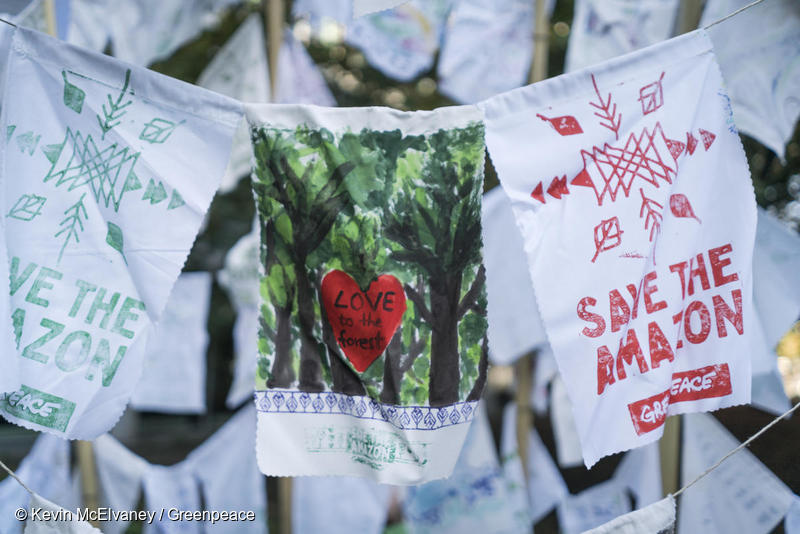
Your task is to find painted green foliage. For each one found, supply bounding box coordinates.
[251,122,488,407]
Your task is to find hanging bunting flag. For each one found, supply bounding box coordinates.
[219,226,261,408]
[438,0,554,104]
[294,477,391,534]
[500,403,567,524]
[549,375,585,468]
[481,187,547,366]
[565,0,680,73]
[481,31,756,466]
[92,434,150,534]
[8,0,50,35]
[66,0,112,53]
[108,0,238,67]
[139,405,266,533]
[405,404,530,533]
[0,28,241,439]
[24,493,101,534]
[582,495,676,534]
[787,496,800,534]
[532,345,558,414]
[345,0,451,82]
[353,0,410,18]
[198,14,271,194]
[749,209,800,415]
[0,435,76,534]
[247,103,487,482]
[558,479,632,534]
[701,0,800,159]
[130,272,212,414]
[679,413,794,534]
[612,442,662,509]
[276,29,337,106]
[0,25,18,396]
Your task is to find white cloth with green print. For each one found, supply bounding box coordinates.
[0,27,240,438]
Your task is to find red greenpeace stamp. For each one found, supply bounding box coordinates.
[670,363,732,403]
[628,389,671,436]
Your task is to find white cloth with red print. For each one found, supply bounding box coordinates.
[481,30,756,466]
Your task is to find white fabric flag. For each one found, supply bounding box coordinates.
[565,0,679,73]
[109,0,236,67]
[142,465,203,534]
[198,14,271,194]
[276,29,337,106]
[131,272,211,413]
[294,477,390,534]
[532,345,558,414]
[786,496,800,534]
[11,0,49,34]
[219,227,260,408]
[142,405,266,534]
[679,413,794,534]
[405,404,530,534]
[754,209,800,347]
[353,0,410,18]
[438,0,553,104]
[0,28,240,438]
[701,0,800,159]
[66,0,111,53]
[93,434,149,534]
[0,435,76,534]
[582,495,675,534]
[182,405,267,534]
[345,0,451,82]
[749,209,800,414]
[481,186,547,365]
[558,479,632,534]
[613,442,662,509]
[550,375,585,468]
[0,27,18,396]
[500,403,568,524]
[24,494,101,534]
[481,30,756,466]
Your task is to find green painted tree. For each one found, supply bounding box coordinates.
[252,127,354,392]
[383,123,487,406]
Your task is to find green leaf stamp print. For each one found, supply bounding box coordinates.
[54,192,88,263]
[96,69,132,140]
[61,70,85,114]
[106,221,127,264]
[139,118,184,144]
[15,131,40,155]
[142,178,167,205]
[7,194,46,221]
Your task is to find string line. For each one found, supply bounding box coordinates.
[703,0,768,29]
[673,399,800,498]
[0,457,34,495]
[0,0,774,34]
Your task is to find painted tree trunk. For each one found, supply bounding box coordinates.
[319,285,365,395]
[267,305,295,388]
[380,333,403,404]
[428,274,462,406]
[467,336,489,401]
[295,260,324,392]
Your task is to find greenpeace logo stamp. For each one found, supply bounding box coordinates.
[0,385,75,431]
[670,363,731,403]
[628,389,671,436]
[305,426,428,470]
[628,363,732,435]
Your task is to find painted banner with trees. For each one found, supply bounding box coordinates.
[246,104,487,481]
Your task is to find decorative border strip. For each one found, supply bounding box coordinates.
[254,390,477,431]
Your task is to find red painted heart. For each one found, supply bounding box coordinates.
[320,270,407,373]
